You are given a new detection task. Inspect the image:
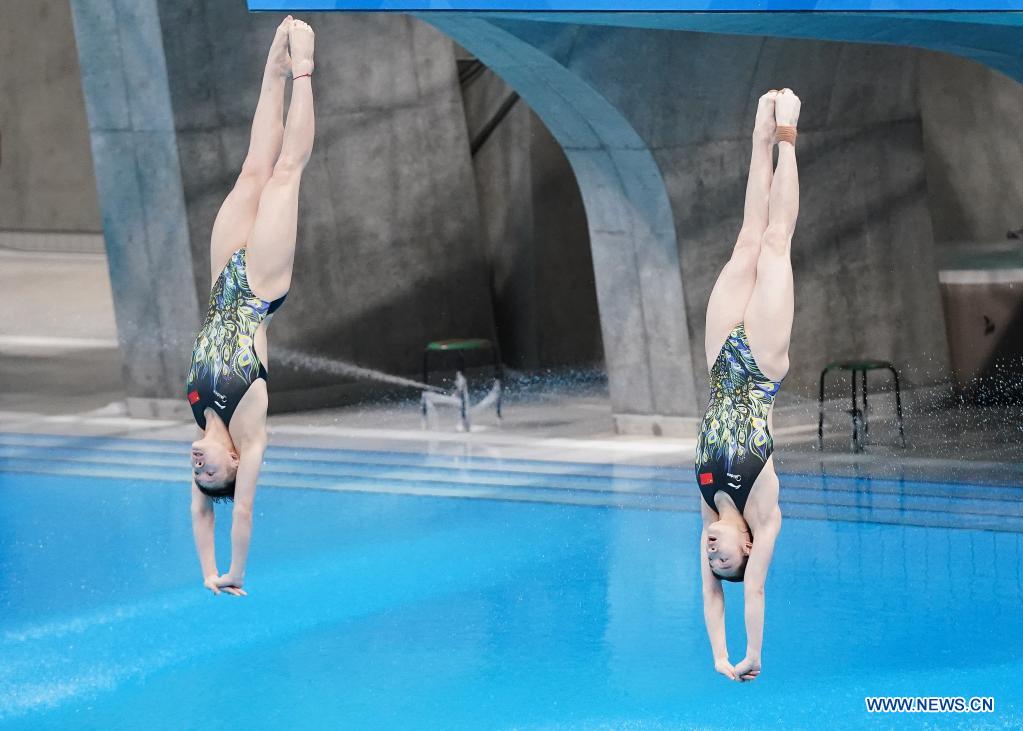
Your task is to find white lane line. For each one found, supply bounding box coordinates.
[0,464,678,512]
[0,335,119,350]
[270,423,695,454]
[0,410,694,455]
[0,437,695,478]
[0,410,183,429]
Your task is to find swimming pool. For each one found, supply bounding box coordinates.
[1,432,1021,729]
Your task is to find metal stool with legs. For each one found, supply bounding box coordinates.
[421,338,503,430]
[818,360,906,452]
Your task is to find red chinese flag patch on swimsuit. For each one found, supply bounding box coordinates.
[699,472,714,486]
[187,390,201,405]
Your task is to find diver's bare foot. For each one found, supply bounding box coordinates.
[753,90,778,144]
[266,16,292,78]
[289,18,315,77]
[774,88,801,130]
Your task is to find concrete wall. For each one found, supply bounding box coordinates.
[157,4,496,398]
[434,16,701,430]
[462,67,601,370]
[486,21,952,399]
[920,51,1023,245]
[528,113,603,368]
[919,52,1023,401]
[55,5,1023,417]
[0,0,100,233]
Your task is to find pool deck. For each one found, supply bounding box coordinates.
[2,333,1022,487]
[2,248,1022,490]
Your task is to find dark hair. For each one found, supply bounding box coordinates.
[197,479,236,503]
[712,555,748,583]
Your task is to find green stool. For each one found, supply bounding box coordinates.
[818,360,905,452]
[422,338,503,421]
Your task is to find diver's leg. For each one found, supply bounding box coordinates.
[245,19,315,299]
[704,91,778,370]
[207,17,292,278]
[744,89,801,382]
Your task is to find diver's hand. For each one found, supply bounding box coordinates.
[714,657,737,680]
[733,655,761,682]
[214,572,248,597]
[203,574,223,595]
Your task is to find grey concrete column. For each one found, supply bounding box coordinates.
[427,16,700,436]
[70,0,199,417]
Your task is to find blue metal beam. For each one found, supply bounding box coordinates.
[247,2,1023,84]
[249,2,1023,10]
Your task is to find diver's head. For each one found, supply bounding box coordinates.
[706,520,752,582]
[190,434,239,492]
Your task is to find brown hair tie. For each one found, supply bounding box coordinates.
[775,125,797,146]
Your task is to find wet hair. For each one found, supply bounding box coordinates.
[712,555,748,583]
[196,479,236,503]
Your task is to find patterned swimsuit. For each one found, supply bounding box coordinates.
[695,323,782,514]
[185,248,286,431]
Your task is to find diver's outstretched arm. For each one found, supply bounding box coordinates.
[701,503,736,680]
[702,539,734,680]
[733,505,782,682]
[191,481,222,594]
[213,441,267,594]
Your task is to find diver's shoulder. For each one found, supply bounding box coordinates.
[229,383,268,448]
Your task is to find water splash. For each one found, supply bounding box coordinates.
[274,347,446,393]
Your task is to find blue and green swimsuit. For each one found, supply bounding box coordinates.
[695,323,782,514]
[185,247,286,431]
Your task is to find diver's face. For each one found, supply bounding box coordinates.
[705,521,749,577]
[190,439,237,488]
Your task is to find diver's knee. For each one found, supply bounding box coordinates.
[238,159,273,188]
[271,154,307,181]
[760,226,791,256]
[727,246,759,278]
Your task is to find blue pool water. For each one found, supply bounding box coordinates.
[1,433,1021,729]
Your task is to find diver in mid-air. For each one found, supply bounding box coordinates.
[186,17,315,596]
[696,88,800,681]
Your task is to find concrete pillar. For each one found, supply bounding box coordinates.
[70,0,200,417]
[428,16,701,436]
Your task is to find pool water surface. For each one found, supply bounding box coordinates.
[0,435,1020,729]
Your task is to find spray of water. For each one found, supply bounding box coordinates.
[274,347,446,393]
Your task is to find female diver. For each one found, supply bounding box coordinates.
[697,89,800,680]
[186,17,315,596]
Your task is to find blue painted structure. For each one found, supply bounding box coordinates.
[251,2,1023,10]
[249,4,1023,81]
